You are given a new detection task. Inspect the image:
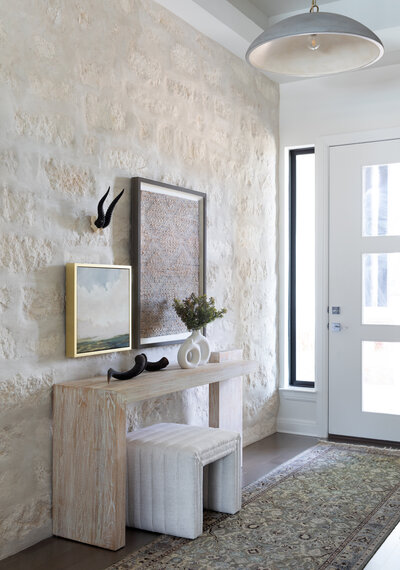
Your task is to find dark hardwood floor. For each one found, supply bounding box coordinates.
[0,432,398,570]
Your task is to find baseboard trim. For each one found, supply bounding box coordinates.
[277,417,320,437]
[329,433,400,449]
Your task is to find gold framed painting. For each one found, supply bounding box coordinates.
[65,263,132,357]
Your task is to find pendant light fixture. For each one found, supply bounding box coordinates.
[246,0,384,77]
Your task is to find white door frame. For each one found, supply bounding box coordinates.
[315,127,400,438]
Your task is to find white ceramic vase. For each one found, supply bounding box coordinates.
[177,329,211,369]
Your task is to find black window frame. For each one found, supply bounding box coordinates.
[289,147,315,388]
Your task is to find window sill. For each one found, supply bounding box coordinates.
[279,387,317,402]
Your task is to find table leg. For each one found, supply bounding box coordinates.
[209,377,243,446]
[52,385,126,550]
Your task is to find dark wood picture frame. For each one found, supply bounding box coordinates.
[131,177,206,348]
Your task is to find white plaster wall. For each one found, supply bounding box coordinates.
[280,63,400,146]
[278,63,400,437]
[0,0,279,559]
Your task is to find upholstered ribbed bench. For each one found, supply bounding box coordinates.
[126,423,241,539]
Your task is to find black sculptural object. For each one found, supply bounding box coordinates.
[107,354,169,383]
[91,187,124,232]
[145,356,169,372]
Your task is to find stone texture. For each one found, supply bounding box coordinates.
[0,0,279,560]
[0,288,11,312]
[0,372,53,413]
[15,111,74,147]
[28,74,72,102]
[33,36,55,60]
[33,333,64,358]
[105,149,147,172]
[85,94,126,132]
[0,327,17,360]
[43,159,96,196]
[0,150,18,174]
[79,61,111,88]
[0,235,55,273]
[23,288,64,320]
[170,43,198,75]
[129,49,162,86]
[1,186,36,226]
[0,497,52,560]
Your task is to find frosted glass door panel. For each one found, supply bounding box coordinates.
[362,341,400,416]
[362,163,400,236]
[363,253,400,325]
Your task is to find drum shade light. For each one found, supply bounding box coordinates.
[246,0,384,77]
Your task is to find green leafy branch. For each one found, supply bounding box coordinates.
[173,293,227,331]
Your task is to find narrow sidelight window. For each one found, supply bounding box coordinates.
[289,148,315,388]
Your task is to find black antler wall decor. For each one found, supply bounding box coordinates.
[90,187,125,232]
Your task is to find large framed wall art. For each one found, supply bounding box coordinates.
[65,263,132,357]
[131,178,206,348]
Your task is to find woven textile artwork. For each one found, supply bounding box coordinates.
[108,442,400,569]
[140,190,201,340]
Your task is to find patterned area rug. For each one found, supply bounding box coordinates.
[108,442,400,569]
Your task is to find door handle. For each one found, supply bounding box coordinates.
[330,322,342,332]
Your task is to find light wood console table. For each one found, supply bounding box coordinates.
[52,360,257,550]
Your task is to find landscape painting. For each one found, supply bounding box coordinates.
[65,263,132,357]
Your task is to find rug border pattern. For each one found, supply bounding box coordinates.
[107,442,400,569]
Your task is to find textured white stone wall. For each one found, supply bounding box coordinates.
[0,0,279,559]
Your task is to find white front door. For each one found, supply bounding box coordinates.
[329,139,400,442]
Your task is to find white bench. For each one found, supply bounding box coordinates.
[126,423,241,539]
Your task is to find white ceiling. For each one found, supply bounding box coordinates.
[238,0,339,18]
[155,0,400,83]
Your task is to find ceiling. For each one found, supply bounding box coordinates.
[155,0,400,83]
[236,0,339,18]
